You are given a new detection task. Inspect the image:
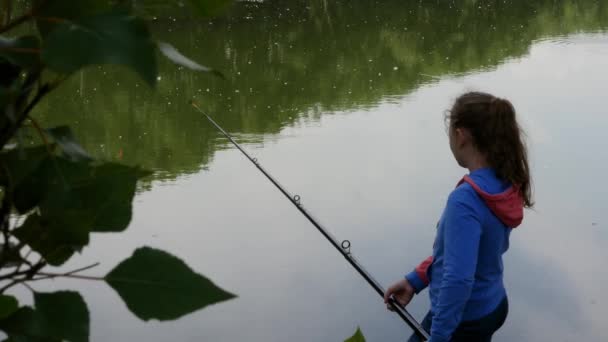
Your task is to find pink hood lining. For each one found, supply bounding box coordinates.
[458,175,524,228]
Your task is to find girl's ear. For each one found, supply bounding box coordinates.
[453,127,467,147]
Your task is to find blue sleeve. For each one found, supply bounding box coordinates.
[430,190,482,342]
[405,270,427,294]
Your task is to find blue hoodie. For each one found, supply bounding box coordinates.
[405,168,524,342]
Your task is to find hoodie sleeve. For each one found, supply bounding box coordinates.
[405,256,433,294]
[430,189,482,342]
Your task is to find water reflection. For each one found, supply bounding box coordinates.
[27,1,608,341]
[34,0,608,182]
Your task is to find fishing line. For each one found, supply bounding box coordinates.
[191,101,429,341]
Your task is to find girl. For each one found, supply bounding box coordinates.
[384,92,533,342]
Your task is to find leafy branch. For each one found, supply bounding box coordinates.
[0,81,53,148]
[0,0,237,341]
[0,260,46,292]
[34,262,102,281]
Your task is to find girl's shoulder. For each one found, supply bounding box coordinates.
[447,182,485,211]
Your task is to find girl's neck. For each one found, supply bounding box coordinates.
[465,154,490,173]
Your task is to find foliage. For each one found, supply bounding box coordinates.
[0,0,234,341]
[344,327,366,342]
[105,247,236,321]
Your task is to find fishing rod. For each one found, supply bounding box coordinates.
[191,101,430,341]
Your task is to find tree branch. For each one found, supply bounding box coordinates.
[0,259,43,280]
[3,0,13,27]
[0,0,48,34]
[0,184,14,269]
[14,246,33,273]
[32,262,102,281]
[28,116,49,146]
[20,280,34,293]
[0,10,31,35]
[0,261,102,293]
[0,258,44,292]
[0,81,52,149]
[35,273,104,281]
[0,277,22,292]
[63,262,100,276]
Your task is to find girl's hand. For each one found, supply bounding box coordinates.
[383,278,415,311]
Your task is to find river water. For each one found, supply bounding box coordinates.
[26,1,608,341]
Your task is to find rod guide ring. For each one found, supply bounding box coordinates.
[341,240,351,252]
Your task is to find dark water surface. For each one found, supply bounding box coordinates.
[23,1,608,341]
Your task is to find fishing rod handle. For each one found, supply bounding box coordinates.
[390,299,430,340]
[346,254,430,340]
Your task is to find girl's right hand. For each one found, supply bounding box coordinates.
[383,278,415,311]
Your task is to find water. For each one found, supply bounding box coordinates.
[21,1,608,341]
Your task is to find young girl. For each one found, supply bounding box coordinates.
[384,92,532,342]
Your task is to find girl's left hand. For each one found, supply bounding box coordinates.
[384,278,415,311]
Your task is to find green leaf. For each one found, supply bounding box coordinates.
[0,35,41,68]
[0,243,23,268]
[0,145,52,187]
[0,61,20,89]
[157,42,224,79]
[1,143,147,225]
[34,0,111,37]
[41,8,157,86]
[188,0,233,17]
[0,86,8,109]
[12,158,148,264]
[34,291,89,342]
[0,86,8,108]
[0,292,87,341]
[344,327,366,342]
[37,159,148,233]
[105,247,236,321]
[13,213,84,266]
[81,163,149,232]
[0,307,46,339]
[0,295,18,320]
[45,126,92,162]
[0,146,53,213]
